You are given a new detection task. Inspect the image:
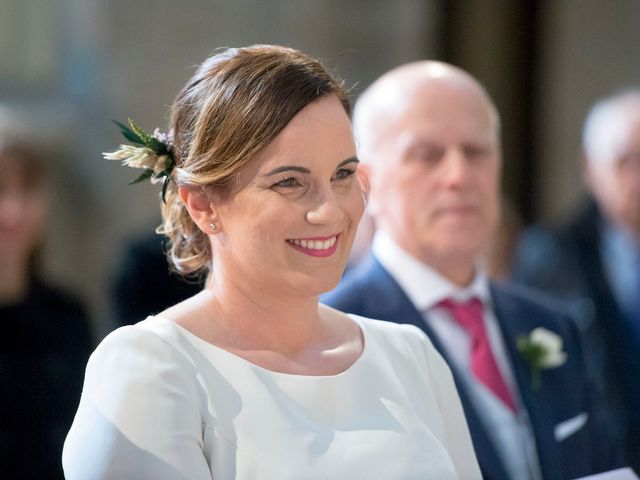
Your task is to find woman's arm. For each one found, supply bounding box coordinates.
[63,325,212,480]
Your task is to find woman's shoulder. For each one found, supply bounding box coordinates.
[96,317,179,354]
[85,317,197,391]
[321,303,427,342]
[345,313,452,381]
[351,313,433,349]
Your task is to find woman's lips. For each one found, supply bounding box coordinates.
[286,234,340,257]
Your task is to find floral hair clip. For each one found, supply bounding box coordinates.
[103,119,175,202]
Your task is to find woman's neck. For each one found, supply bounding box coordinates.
[163,263,325,359]
[206,278,321,354]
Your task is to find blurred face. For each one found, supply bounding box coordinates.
[0,155,46,263]
[211,95,365,298]
[586,119,640,235]
[366,80,501,279]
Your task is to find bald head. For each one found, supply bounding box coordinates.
[583,89,640,233]
[353,61,500,163]
[354,61,502,286]
[583,89,640,166]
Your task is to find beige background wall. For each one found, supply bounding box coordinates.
[536,0,640,219]
[2,0,640,336]
[1,0,439,336]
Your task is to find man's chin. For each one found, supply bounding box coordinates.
[432,240,484,263]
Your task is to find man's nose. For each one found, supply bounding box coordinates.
[441,149,472,187]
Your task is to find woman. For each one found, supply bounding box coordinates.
[0,111,92,479]
[63,45,481,479]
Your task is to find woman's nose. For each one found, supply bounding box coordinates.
[305,189,345,225]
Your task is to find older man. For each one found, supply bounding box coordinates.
[513,90,640,472]
[323,62,620,479]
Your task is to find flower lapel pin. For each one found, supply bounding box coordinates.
[516,327,567,391]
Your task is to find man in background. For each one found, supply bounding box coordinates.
[513,90,640,471]
[323,61,621,478]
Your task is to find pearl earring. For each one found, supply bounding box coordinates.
[209,222,217,231]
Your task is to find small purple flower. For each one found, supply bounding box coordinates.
[153,128,174,147]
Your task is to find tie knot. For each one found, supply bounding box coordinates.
[439,297,484,334]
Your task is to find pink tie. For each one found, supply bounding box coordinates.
[440,298,517,412]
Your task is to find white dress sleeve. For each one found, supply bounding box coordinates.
[62,325,212,480]
[415,326,483,480]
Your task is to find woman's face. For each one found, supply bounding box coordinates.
[211,95,365,299]
[0,155,46,263]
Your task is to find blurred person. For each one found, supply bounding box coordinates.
[63,45,481,479]
[111,230,201,327]
[513,89,640,472]
[323,61,621,479]
[0,110,92,478]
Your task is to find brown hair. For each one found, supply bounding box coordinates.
[159,45,350,277]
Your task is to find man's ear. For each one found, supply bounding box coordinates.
[356,163,371,206]
[358,162,381,215]
[357,163,370,192]
[179,185,218,233]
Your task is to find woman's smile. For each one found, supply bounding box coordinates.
[286,233,340,257]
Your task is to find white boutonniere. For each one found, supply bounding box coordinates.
[516,327,567,391]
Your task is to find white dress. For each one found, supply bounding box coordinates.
[63,314,481,479]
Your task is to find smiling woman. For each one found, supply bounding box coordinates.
[63,45,481,479]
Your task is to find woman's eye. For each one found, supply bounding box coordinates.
[333,168,355,181]
[273,176,301,188]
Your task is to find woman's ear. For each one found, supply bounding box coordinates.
[179,185,218,233]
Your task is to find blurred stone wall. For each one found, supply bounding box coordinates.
[536,0,640,219]
[0,0,439,337]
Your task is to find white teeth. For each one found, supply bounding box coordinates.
[289,236,337,250]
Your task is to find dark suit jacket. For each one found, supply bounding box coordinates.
[322,254,620,480]
[111,231,203,327]
[512,199,639,472]
[1,280,93,479]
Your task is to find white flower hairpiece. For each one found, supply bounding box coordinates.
[517,327,567,391]
[103,119,175,201]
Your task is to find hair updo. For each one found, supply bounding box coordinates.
[159,45,350,278]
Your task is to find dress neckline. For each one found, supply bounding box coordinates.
[147,314,369,380]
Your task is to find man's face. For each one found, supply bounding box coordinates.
[366,81,501,273]
[587,118,640,235]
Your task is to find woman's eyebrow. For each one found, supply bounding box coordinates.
[264,156,359,177]
[338,156,359,167]
[264,165,310,177]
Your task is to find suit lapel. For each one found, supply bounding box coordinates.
[359,257,510,480]
[490,283,561,480]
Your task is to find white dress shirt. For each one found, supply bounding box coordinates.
[373,230,542,480]
[601,220,640,321]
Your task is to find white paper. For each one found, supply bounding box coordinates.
[574,468,639,480]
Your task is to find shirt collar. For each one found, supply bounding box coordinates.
[372,230,491,311]
[601,219,640,263]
